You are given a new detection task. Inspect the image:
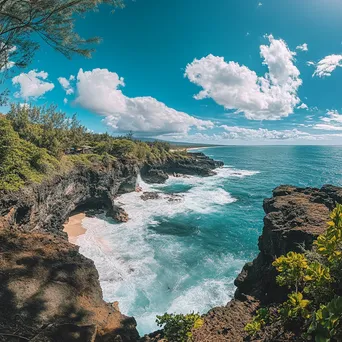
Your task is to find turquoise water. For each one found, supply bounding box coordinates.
[77,146,342,335]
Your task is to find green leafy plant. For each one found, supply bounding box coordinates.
[308,296,342,342]
[244,308,270,336]
[245,204,342,341]
[156,312,204,342]
[272,251,308,291]
[279,292,310,320]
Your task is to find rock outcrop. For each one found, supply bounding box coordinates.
[141,152,223,184]
[0,159,139,236]
[192,184,342,342]
[0,231,139,342]
[0,152,224,342]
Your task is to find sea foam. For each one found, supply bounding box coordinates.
[77,166,259,335]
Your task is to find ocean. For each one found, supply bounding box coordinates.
[76,145,342,335]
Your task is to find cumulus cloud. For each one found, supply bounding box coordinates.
[58,76,74,95]
[12,70,54,99]
[220,125,309,140]
[313,55,342,77]
[296,43,308,52]
[74,68,214,134]
[184,35,302,120]
[297,103,308,110]
[313,110,342,130]
[63,98,68,104]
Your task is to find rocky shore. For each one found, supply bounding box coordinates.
[1,149,340,342]
[191,184,342,342]
[0,152,222,342]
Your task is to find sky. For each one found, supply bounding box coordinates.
[4,0,342,145]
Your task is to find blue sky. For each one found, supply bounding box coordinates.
[4,0,342,144]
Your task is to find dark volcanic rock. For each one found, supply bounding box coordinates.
[235,185,335,304]
[109,205,129,222]
[192,184,342,342]
[140,192,161,201]
[141,152,223,184]
[141,169,169,184]
[0,153,223,342]
[166,194,183,202]
[0,159,139,236]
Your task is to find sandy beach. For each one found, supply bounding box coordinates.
[63,212,86,244]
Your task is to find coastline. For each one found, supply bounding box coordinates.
[63,212,86,244]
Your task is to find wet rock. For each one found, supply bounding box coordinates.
[141,152,223,184]
[140,169,169,184]
[110,205,129,222]
[166,194,184,202]
[140,192,161,201]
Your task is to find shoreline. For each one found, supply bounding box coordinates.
[63,212,86,244]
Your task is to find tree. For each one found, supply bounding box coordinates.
[0,0,124,76]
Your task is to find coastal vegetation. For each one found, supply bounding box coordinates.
[156,312,204,342]
[0,104,186,191]
[245,204,342,341]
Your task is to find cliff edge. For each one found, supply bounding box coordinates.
[0,153,221,342]
[192,184,342,342]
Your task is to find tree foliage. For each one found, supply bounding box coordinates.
[0,0,124,75]
[0,118,59,191]
[0,103,178,191]
[7,103,87,157]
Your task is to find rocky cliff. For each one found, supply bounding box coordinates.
[192,184,342,342]
[0,152,222,342]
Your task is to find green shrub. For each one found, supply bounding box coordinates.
[156,312,203,342]
[308,296,342,342]
[245,204,342,341]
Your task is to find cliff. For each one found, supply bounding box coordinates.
[0,152,221,342]
[192,184,342,342]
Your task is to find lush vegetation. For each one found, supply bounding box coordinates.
[156,312,204,342]
[245,204,342,341]
[0,104,185,191]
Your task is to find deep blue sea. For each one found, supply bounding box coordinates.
[77,146,342,335]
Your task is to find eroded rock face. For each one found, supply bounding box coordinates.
[0,232,139,342]
[0,159,139,236]
[235,185,342,304]
[192,184,342,342]
[0,153,224,342]
[141,153,223,184]
[140,192,161,201]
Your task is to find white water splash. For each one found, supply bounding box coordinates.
[76,166,259,334]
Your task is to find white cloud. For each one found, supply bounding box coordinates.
[313,110,342,130]
[12,70,54,99]
[297,103,308,110]
[158,126,342,145]
[307,61,315,67]
[296,43,308,52]
[58,77,74,95]
[74,68,214,134]
[184,35,302,120]
[313,55,342,77]
[220,125,309,140]
[63,98,68,104]
[258,2,263,6]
